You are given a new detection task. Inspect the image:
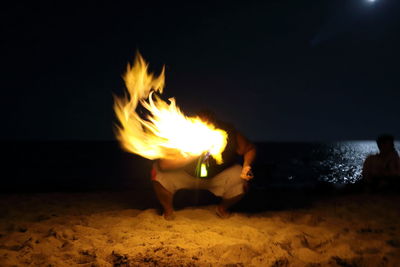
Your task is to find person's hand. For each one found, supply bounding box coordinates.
[240,165,254,180]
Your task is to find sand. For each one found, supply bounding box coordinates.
[0,190,399,267]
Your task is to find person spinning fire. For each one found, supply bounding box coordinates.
[151,110,256,220]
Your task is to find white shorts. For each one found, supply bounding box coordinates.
[151,164,246,199]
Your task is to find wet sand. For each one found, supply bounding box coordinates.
[0,190,399,266]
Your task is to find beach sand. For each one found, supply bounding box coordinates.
[0,190,399,266]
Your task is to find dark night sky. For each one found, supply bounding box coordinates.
[1,0,400,142]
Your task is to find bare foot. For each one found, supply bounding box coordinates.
[163,209,175,221]
[216,205,231,219]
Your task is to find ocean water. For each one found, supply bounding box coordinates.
[2,141,400,192]
[254,141,400,187]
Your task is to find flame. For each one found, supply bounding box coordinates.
[113,53,227,164]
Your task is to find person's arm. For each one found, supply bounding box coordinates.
[236,132,256,180]
[158,154,197,171]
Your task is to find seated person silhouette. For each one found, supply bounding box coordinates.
[151,110,256,220]
[361,134,400,192]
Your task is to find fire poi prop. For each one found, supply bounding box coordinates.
[113,53,228,177]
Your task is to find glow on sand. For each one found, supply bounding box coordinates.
[113,53,228,164]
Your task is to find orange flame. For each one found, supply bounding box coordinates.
[113,53,227,164]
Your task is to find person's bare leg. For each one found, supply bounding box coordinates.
[152,181,174,220]
[216,194,244,218]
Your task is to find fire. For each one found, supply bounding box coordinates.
[113,53,227,164]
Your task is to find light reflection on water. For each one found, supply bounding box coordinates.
[316,141,400,184]
[255,141,400,186]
